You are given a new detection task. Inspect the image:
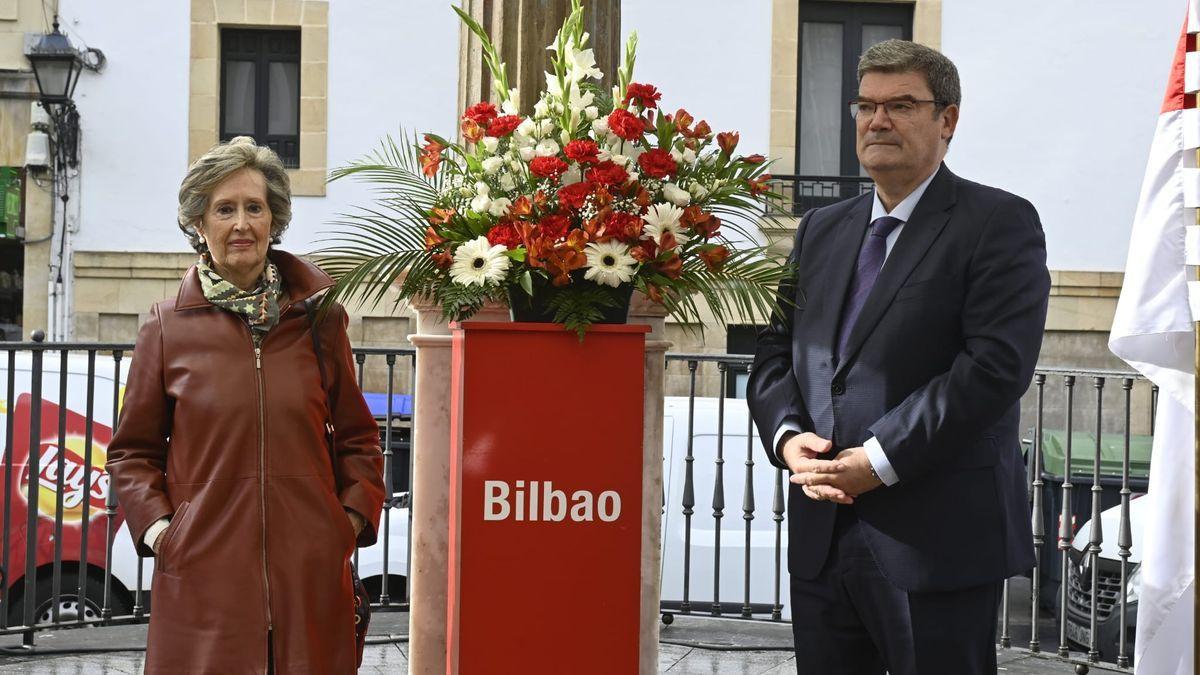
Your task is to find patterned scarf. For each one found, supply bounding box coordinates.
[196,258,282,338]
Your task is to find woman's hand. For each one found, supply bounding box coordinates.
[347,510,365,537]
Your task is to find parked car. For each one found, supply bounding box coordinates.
[0,353,410,627]
[1063,497,1145,662]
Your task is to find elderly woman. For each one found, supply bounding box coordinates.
[106,137,385,674]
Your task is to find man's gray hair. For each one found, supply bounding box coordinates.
[857,39,961,109]
[177,136,292,254]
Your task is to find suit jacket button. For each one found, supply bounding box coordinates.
[831,382,845,396]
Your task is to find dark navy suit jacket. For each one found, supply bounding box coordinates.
[747,164,1049,592]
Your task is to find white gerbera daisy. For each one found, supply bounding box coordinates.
[583,241,638,288]
[450,236,511,287]
[641,203,689,247]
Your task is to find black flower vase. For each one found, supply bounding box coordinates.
[507,278,634,325]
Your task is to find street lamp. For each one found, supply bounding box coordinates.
[25,16,83,168]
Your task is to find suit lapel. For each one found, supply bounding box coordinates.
[833,165,959,379]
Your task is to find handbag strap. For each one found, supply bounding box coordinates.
[304,298,338,475]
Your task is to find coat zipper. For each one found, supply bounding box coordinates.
[251,332,273,633]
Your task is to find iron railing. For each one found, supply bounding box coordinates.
[0,340,414,649]
[768,174,875,216]
[0,341,1154,671]
[660,354,1155,670]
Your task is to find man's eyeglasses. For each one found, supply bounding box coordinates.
[849,98,945,121]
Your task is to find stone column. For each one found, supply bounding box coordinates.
[407,295,670,674]
[406,300,508,675]
[629,297,672,675]
[457,0,621,116]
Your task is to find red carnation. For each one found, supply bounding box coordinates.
[637,149,678,180]
[564,139,600,165]
[623,83,662,110]
[607,109,646,141]
[487,222,524,249]
[538,213,571,241]
[557,181,594,210]
[529,156,570,180]
[586,160,629,187]
[487,114,523,137]
[463,101,499,126]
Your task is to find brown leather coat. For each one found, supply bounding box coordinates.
[106,250,385,674]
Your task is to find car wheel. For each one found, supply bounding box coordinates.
[6,572,132,628]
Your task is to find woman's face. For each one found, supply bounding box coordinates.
[198,168,273,289]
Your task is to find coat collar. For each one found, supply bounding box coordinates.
[832,163,959,378]
[175,249,335,311]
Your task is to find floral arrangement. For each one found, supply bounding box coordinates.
[318,1,790,335]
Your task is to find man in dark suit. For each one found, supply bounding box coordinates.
[747,40,1050,674]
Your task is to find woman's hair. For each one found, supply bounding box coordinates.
[177,136,292,253]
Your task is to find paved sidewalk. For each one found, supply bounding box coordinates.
[0,612,1122,673]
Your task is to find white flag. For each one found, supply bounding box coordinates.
[1109,4,1198,673]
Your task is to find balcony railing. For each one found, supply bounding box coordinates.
[0,341,1153,670]
[768,174,875,216]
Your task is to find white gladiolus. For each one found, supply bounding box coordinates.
[544,72,563,97]
[501,93,518,115]
[499,173,516,191]
[534,99,550,118]
[560,130,572,147]
[481,157,505,175]
[566,46,603,82]
[662,182,691,207]
[536,119,555,138]
[535,140,560,157]
[488,198,512,217]
[481,136,500,154]
[519,146,536,162]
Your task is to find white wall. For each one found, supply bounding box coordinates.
[621,0,772,160]
[64,0,191,253]
[66,0,461,254]
[942,0,1182,271]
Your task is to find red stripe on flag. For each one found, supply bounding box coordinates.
[1188,32,1196,53]
[1162,17,1190,113]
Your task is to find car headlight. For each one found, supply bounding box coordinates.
[1125,565,1141,604]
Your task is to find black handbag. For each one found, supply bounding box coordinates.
[305,299,371,667]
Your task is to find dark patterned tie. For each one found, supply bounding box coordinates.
[836,215,904,358]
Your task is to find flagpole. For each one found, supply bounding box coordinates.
[1195,148,1199,675]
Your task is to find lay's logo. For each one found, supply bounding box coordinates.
[10,394,113,524]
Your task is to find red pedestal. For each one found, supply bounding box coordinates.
[447,322,650,674]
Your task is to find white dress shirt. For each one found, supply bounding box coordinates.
[773,168,940,486]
